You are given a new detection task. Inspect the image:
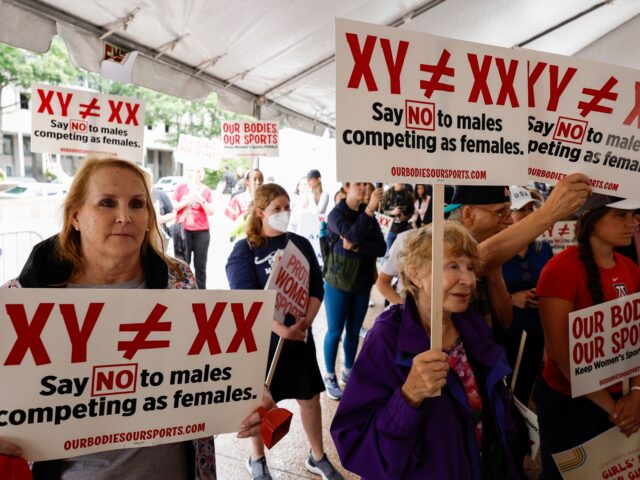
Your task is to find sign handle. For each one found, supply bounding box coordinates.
[265,336,284,389]
[623,378,630,396]
[510,330,528,393]
[430,184,445,396]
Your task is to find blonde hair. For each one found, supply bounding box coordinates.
[311,179,324,204]
[57,157,182,281]
[398,222,482,299]
[245,183,289,248]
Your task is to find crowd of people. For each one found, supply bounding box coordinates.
[2,158,640,480]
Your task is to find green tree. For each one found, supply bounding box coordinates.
[1,38,254,180]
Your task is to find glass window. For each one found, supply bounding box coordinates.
[2,135,12,155]
[23,137,31,156]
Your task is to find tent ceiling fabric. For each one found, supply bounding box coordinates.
[2,0,640,136]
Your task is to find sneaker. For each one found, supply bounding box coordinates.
[305,453,344,480]
[324,375,342,400]
[339,370,350,387]
[246,456,272,480]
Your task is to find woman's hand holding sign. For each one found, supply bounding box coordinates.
[0,439,22,457]
[401,350,450,407]
[611,389,640,437]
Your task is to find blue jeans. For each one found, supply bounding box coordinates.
[323,281,371,375]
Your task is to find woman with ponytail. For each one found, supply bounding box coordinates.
[535,194,640,479]
[225,183,343,480]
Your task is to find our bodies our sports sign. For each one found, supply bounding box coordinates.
[0,288,274,461]
[336,18,528,186]
[31,83,145,162]
[569,292,640,397]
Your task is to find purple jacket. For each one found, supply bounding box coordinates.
[330,296,520,480]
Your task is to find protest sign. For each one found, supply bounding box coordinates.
[526,49,640,199]
[553,427,640,480]
[539,220,577,255]
[568,292,640,397]
[513,397,540,459]
[296,212,324,267]
[31,83,145,162]
[264,240,310,324]
[175,134,222,169]
[222,120,279,157]
[336,18,528,185]
[374,212,393,239]
[0,288,275,461]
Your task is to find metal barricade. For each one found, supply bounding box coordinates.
[0,231,43,285]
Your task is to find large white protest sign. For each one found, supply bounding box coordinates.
[526,50,640,200]
[0,288,275,461]
[336,18,528,185]
[569,292,640,397]
[175,134,222,169]
[222,120,279,157]
[553,427,640,480]
[538,220,577,255]
[31,83,145,162]
[264,240,310,324]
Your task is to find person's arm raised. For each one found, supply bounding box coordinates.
[479,173,591,274]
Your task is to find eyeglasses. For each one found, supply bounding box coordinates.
[473,206,512,219]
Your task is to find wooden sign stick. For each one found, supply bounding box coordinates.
[430,184,445,396]
[510,330,528,393]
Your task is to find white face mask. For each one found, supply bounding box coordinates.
[267,211,290,233]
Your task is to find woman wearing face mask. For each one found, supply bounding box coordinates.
[226,184,344,480]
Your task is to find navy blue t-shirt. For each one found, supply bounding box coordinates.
[226,232,324,302]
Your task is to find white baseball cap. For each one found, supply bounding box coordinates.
[510,186,542,211]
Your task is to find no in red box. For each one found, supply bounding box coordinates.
[405,100,436,131]
[553,116,588,145]
[91,363,138,397]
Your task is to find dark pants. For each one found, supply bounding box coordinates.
[533,378,615,479]
[185,229,210,289]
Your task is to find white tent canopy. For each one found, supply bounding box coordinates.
[1,0,639,136]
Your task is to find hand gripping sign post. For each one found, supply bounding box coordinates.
[31,83,145,163]
[336,18,529,394]
[0,288,275,461]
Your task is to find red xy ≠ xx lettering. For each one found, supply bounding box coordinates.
[118,303,171,359]
[345,33,408,94]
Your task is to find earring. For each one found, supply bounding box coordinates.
[75,226,80,231]
[146,228,150,232]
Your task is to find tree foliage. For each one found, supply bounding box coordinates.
[0,38,254,182]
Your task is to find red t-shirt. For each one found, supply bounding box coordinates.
[173,183,213,231]
[536,246,640,395]
[224,191,251,221]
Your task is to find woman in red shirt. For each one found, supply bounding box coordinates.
[536,194,640,479]
[173,167,214,289]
